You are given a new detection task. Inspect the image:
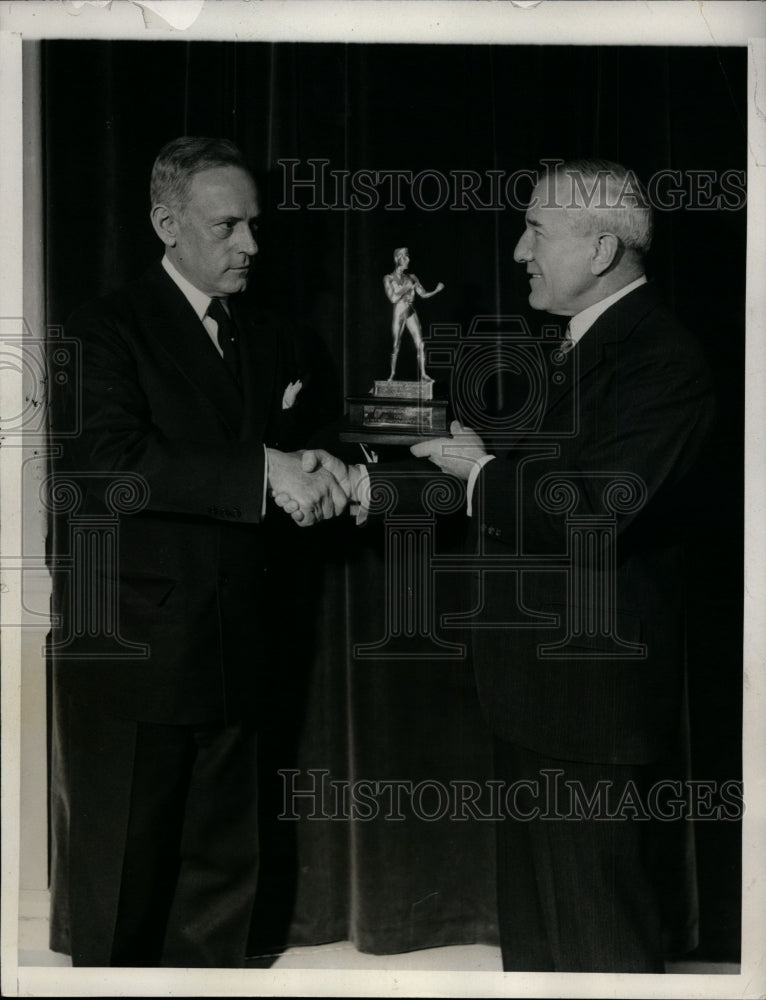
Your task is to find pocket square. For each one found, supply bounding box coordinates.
[282,379,303,410]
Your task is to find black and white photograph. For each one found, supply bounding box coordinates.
[1,2,764,997]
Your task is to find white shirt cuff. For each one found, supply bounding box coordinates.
[466,454,495,516]
[262,445,269,518]
[354,465,371,525]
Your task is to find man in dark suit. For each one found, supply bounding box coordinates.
[292,159,715,971]
[49,137,347,968]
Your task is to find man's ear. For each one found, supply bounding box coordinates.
[590,233,621,275]
[150,204,179,248]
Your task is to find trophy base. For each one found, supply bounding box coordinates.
[339,426,443,446]
[373,379,434,400]
[341,380,449,446]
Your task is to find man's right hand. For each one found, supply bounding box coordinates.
[272,449,363,523]
[266,448,349,526]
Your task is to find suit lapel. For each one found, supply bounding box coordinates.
[540,282,662,427]
[136,263,245,435]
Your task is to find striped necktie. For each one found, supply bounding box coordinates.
[560,323,575,353]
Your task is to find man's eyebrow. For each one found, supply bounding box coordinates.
[211,213,259,224]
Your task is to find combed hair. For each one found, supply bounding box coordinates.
[549,158,653,255]
[150,136,248,211]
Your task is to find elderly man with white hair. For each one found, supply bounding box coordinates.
[292,158,716,972]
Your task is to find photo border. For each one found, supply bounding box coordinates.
[1,3,764,997]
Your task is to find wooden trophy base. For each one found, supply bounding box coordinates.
[340,380,449,445]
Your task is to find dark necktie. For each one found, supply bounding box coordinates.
[207,298,240,381]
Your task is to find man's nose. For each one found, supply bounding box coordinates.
[513,231,532,263]
[237,225,258,257]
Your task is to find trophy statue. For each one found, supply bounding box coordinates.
[342,247,450,445]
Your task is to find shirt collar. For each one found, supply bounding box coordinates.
[162,254,221,322]
[568,274,647,344]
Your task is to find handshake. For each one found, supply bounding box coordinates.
[266,421,488,527]
[266,447,364,526]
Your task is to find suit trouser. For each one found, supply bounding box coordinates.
[493,738,665,973]
[60,695,260,967]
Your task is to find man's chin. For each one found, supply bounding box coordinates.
[225,271,250,293]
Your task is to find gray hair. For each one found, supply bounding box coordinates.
[150,136,249,212]
[542,158,653,255]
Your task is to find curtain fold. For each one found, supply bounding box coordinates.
[43,40,744,961]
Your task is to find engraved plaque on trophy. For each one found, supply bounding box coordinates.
[343,382,449,445]
[340,247,448,445]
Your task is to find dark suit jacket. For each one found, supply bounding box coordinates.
[368,283,715,765]
[51,260,307,725]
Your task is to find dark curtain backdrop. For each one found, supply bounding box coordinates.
[42,41,744,961]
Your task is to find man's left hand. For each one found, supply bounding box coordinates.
[410,420,487,480]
